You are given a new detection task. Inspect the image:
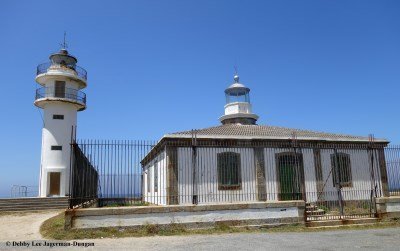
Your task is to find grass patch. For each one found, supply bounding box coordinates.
[40,213,400,240]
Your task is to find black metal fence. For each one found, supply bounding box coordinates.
[69,140,156,207]
[385,145,400,196]
[69,143,99,208]
[69,138,400,221]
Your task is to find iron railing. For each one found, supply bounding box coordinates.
[36,62,87,81]
[35,87,86,105]
[68,137,400,221]
[385,145,400,196]
[69,143,99,208]
[70,140,156,207]
[10,185,38,198]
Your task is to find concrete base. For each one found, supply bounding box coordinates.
[305,218,378,228]
[376,196,400,219]
[65,201,305,230]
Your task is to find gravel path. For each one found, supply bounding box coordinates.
[0,211,400,250]
[0,210,61,241]
[85,227,400,250]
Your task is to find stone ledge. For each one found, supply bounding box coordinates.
[65,201,306,230]
[72,217,305,231]
[67,200,305,217]
[375,196,400,204]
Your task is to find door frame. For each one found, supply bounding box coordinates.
[275,151,306,201]
[48,172,61,196]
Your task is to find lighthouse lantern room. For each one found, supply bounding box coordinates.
[220,75,258,125]
[35,42,87,197]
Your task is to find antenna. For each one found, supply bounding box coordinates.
[234,65,238,76]
[60,31,68,49]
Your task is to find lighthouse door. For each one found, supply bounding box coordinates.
[49,172,61,196]
[54,81,66,98]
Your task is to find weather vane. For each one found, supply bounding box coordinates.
[234,65,239,83]
[60,31,68,49]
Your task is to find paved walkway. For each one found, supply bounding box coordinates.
[0,211,400,250]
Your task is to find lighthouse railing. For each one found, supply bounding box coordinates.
[35,87,86,105]
[36,62,87,81]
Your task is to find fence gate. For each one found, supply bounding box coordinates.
[306,145,383,221]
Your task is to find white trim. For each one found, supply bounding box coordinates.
[162,134,388,143]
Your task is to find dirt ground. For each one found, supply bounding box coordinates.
[0,210,61,241]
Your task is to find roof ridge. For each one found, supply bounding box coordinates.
[165,123,388,142]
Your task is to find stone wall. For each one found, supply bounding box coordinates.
[65,201,305,230]
[376,196,400,219]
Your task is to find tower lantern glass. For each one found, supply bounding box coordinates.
[225,88,250,104]
[224,75,251,104]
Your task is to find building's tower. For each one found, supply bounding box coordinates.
[34,46,87,197]
[220,75,258,125]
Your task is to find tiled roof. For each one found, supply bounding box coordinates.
[165,124,388,143]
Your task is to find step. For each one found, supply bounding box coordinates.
[306,218,378,228]
[0,197,68,201]
[0,207,66,212]
[0,201,68,205]
[306,205,318,211]
[307,223,377,230]
[0,203,68,208]
[0,197,69,212]
[0,204,68,209]
[0,205,68,210]
[0,201,68,208]
[306,209,326,216]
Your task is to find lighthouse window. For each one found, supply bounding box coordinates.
[154,161,158,193]
[217,152,242,190]
[51,145,62,151]
[53,115,64,120]
[147,166,151,193]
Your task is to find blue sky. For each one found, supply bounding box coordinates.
[0,0,399,197]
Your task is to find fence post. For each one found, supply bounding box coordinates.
[166,146,179,205]
[254,147,267,201]
[192,130,198,205]
[333,148,344,218]
[379,148,390,197]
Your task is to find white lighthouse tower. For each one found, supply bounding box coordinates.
[34,42,87,197]
[220,74,258,125]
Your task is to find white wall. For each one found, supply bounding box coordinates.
[143,150,167,205]
[318,149,382,201]
[39,103,77,197]
[38,73,84,197]
[264,148,317,202]
[145,146,383,205]
[177,147,257,205]
[224,102,252,115]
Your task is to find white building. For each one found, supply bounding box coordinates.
[35,47,87,197]
[141,75,390,219]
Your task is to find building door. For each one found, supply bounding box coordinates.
[277,153,305,201]
[54,81,65,98]
[49,172,61,196]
